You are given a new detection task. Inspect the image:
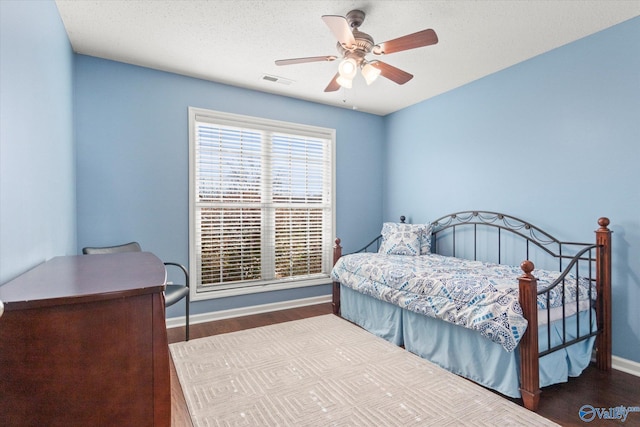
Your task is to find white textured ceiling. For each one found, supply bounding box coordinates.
[55,1,639,116]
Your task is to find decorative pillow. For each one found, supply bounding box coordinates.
[379,222,429,256]
[420,222,433,255]
[377,222,433,255]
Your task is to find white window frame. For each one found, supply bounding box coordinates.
[188,107,336,301]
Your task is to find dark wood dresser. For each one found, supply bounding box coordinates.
[0,252,171,426]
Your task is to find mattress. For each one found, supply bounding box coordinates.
[332,252,595,352]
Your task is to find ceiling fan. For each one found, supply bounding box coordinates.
[275,9,438,92]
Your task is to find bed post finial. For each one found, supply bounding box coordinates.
[400,216,406,223]
[598,217,610,229]
[596,217,612,371]
[333,238,342,265]
[520,260,535,276]
[518,260,540,411]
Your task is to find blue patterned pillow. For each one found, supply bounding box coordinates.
[379,222,431,256]
[420,222,433,254]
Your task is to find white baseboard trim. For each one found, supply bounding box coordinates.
[612,355,640,377]
[165,294,332,329]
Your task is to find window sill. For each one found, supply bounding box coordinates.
[190,276,332,301]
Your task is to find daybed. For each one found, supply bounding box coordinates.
[331,211,612,411]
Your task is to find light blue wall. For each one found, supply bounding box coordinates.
[0,0,76,284]
[384,17,640,362]
[74,56,385,317]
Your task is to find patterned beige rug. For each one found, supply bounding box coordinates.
[170,314,558,426]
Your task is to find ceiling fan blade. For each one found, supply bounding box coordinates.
[321,15,356,48]
[371,61,413,85]
[275,55,337,66]
[373,29,438,55]
[324,73,341,92]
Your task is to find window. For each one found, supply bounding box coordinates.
[188,107,335,300]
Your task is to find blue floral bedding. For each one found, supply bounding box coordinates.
[331,253,595,352]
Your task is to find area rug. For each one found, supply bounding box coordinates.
[170,314,557,426]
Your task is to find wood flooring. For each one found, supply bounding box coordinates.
[167,303,640,426]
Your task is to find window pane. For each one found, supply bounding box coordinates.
[272,133,327,204]
[275,208,324,278]
[196,124,262,203]
[198,207,262,285]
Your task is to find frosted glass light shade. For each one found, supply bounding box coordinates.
[336,75,353,88]
[361,62,381,85]
[338,58,357,79]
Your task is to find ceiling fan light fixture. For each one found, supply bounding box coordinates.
[338,58,357,79]
[361,62,381,85]
[336,75,353,89]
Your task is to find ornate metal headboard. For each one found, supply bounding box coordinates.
[430,210,596,272]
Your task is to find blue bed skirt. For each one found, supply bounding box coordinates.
[340,284,595,398]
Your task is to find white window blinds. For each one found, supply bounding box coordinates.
[189,108,335,299]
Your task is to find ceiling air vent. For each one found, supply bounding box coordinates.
[261,74,294,85]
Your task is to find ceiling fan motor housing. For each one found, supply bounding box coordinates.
[337,29,374,65]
